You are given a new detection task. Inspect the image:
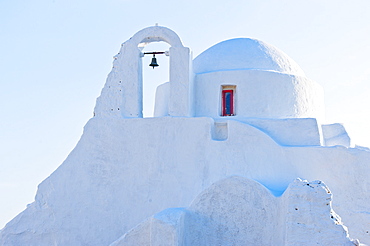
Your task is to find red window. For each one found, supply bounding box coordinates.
[222,89,234,116]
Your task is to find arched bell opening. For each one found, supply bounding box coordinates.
[99,26,192,119]
[139,41,170,117]
[93,26,192,119]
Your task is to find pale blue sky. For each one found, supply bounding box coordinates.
[1,0,370,228]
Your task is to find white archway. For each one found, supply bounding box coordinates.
[94,26,192,118]
[121,26,192,118]
[130,26,184,48]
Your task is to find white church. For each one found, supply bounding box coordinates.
[1,26,369,245]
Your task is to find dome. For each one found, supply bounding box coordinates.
[193,38,305,76]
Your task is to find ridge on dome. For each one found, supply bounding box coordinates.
[193,38,305,76]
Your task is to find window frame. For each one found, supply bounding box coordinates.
[221,85,236,116]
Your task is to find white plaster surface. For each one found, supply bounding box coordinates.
[193,38,306,76]
[153,38,325,120]
[111,177,357,245]
[192,38,324,120]
[94,25,192,118]
[1,27,369,246]
[168,46,192,117]
[193,66,325,120]
[1,117,369,245]
[111,208,186,246]
[322,123,351,147]
[154,82,170,117]
[238,117,322,146]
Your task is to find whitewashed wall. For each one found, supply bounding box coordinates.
[1,27,368,246]
[193,70,324,120]
[1,117,369,245]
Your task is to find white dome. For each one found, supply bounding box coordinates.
[193,38,305,76]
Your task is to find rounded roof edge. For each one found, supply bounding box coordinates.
[193,38,305,76]
[126,26,184,48]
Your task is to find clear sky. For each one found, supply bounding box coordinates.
[1,0,370,228]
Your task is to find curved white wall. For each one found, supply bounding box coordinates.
[194,70,325,120]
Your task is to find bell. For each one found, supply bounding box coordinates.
[149,55,159,69]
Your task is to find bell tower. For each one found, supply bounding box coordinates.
[94,26,193,118]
